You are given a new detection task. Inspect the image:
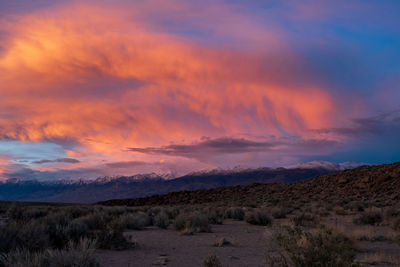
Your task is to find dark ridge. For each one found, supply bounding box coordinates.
[98,162,400,207]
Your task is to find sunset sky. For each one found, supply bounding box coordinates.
[0,0,399,180]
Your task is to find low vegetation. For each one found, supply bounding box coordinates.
[1,162,399,266]
[203,254,222,267]
[0,238,99,267]
[353,212,383,225]
[245,209,272,226]
[0,204,147,266]
[274,226,358,267]
[224,207,245,220]
[291,212,319,227]
[174,211,212,234]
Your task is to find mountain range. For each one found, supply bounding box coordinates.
[0,161,360,203]
[100,162,400,207]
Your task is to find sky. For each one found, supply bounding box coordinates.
[0,0,399,180]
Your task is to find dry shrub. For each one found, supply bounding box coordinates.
[386,207,400,218]
[245,209,272,226]
[203,254,222,267]
[225,207,245,220]
[96,228,133,250]
[174,211,211,233]
[360,253,400,266]
[334,206,347,215]
[335,224,397,242]
[276,226,358,267]
[118,212,151,230]
[271,207,289,219]
[0,238,99,267]
[76,212,108,231]
[0,222,19,253]
[393,218,400,231]
[353,212,383,225]
[154,211,170,229]
[347,201,366,212]
[291,213,319,227]
[213,237,232,247]
[206,208,224,224]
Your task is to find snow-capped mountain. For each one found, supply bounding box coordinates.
[0,161,363,203]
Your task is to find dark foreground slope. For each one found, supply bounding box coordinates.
[0,167,333,203]
[99,162,400,207]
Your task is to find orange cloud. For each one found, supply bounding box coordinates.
[0,2,337,167]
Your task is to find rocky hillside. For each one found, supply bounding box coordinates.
[99,162,400,207]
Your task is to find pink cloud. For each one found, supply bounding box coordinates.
[0,1,369,178]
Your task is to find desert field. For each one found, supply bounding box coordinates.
[0,198,399,266]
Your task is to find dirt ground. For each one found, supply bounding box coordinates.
[96,219,269,267]
[96,217,400,267]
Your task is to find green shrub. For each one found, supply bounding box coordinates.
[203,254,222,267]
[276,226,358,267]
[225,207,245,220]
[245,209,272,226]
[353,212,383,225]
[154,211,170,229]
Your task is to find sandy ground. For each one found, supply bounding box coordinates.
[96,220,270,267]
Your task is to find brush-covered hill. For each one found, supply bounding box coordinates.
[99,162,400,207]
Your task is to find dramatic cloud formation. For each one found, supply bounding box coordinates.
[0,0,399,180]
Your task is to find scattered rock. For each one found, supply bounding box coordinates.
[214,237,232,247]
[153,255,169,265]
